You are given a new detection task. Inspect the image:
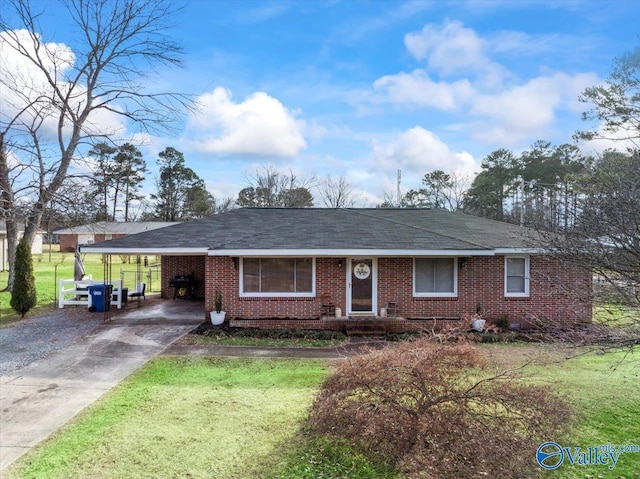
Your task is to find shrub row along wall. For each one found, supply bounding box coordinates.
[160,255,592,328]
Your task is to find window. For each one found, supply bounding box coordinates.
[505,256,529,297]
[241,258,314,297]
[414,258,457,297]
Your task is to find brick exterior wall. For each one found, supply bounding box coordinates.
[161,255,207,300]
[59,234,78,252]
[161,254,592,328]
[60,233,128,252]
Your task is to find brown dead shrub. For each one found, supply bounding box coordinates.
[308,338,571,478]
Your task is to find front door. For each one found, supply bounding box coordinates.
[348,258,377,315]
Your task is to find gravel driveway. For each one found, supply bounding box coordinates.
[0,307,101,376]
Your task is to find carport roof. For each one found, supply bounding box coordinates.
[54,221,180,235]
[80,208,539,255]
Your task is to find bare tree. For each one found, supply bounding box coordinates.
[379,170,469,210]
[0,0,189,289]
[540,46,640,342]
[405,170,469,211]
[317,174,355,208]
[237,165,315,208]
[539,150,640,326]
[213,196,235,214]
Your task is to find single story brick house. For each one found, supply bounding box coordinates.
[1,221,44,271]
[54,221,180,252]
[81,208,592,331]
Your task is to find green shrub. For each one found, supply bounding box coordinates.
[202,327,347,342]
[308,338,571,478]
[10,237,37,318]
[495,316,510,330]
[384,331,421,342]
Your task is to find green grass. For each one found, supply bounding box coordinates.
[265,435,401,479]
[0,251,158,324]
[4,347,639,478]
[0,250,99,320]
[483,346,639,478]
[5,358,333,479]
[533,350,640,478]
[593,303,640,326]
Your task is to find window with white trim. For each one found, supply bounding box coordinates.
[241,258,314,297]
[414,258,457,297]
[505,256,529,297]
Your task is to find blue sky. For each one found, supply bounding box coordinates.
[4,0,640,207]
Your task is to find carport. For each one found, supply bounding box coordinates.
[79,245,209,321]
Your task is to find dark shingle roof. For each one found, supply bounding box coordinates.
[81,208,537,254]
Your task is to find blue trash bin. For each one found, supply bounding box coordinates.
[88,284,113,312]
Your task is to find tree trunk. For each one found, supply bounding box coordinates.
[3,221,19,291]
[0,138,18,290]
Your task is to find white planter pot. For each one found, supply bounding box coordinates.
[335,307,342,319]
[210,311,226,325]
[471,318,486,332]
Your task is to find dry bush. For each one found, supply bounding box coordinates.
[308,338,571,478]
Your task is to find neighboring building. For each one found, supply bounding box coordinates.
[0,221,44,271]
[54,221,180,252]
[82,208,592,331]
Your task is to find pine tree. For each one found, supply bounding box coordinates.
[10,237,37,318]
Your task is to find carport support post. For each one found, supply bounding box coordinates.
[103,254,112,321]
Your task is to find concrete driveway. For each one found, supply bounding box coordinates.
[0,298,204,473]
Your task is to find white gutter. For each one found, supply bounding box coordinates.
[79,246,210,255]
[79,247,541,256]
[494,248,546,254]
[207,249,496,257]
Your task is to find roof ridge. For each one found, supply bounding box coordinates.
[345,209,492,250]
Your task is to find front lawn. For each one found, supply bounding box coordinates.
[5,358,330,479]
[4,347,639,478]
[483,344,640,478]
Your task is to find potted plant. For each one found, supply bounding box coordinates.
[462,311,486,332]
[210,289,226,325]
[470,314,486,332]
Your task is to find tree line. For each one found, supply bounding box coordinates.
[46,145,223,225]
[36,150,357,232]
[28,136,634,238]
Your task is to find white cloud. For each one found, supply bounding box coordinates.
[371,126,477,179]
[364,20,600,147]
[470,72,597,144]
[372,70,474,110]
[0,29,127,141]
[405,20,488,76]
[0,29,74,135]
[579,129,639,156]
[404,19,510,87]
[186,87,307,158]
